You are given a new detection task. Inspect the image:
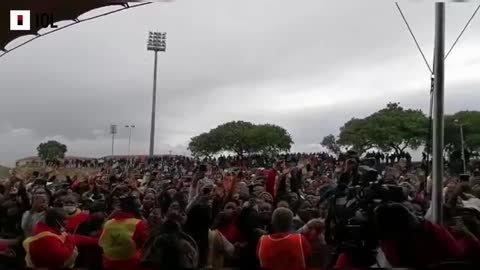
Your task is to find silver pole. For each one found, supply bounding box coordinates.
[111,133,115,156]
[460,124,466,174]
[110,124,117,157]
[149,51,158,157]
[128,127,132,156]
[432,2,445,225]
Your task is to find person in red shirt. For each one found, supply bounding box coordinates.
[265,167,278,198]
[375,203,463,268]
[257,207,311,270]
[62,194,89,233]
[99,195,148,270]
[216,200,242,243]
[74,202,107,269]
[0,239,18,268]
[23,208,98,269]
[449,225,480,266]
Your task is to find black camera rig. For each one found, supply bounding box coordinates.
[324,171,406,267]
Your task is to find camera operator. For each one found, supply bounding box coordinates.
[326,166,384,268]
[338,159,360,186]
[328,165,444,268]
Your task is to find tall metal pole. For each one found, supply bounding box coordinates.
[125,125,135,166]
[149,51,158,157]
[128,127,132,156]
[110,124,117,157]
[460,124,466,173]
[111,133,115,156]
[147,32,165,158]
[432,2,445,225]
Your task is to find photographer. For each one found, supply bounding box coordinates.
[327,168,408,268]
[338,159,360,186]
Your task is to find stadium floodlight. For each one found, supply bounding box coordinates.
[147,32,166,158]
[147,32,166,52]
[110,124,117,156]
[125,125,136,158]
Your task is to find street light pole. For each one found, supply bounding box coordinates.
[110,124,117,157]
[150,51,158,158]
[125,125,136,156]
[147,32,166,158]
[125,125,135,167]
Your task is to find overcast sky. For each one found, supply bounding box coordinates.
[1,0,480,166]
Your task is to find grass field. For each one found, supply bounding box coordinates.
[0,165,10,179]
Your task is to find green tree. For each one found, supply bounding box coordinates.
[445,111,480,153]
[37,140,67,161]
[250,124,293,155]
[188,132,221,157]
[338,102,428,154]
[321,134,341,154]
[209,121,256,157]
[444,111,480,173]
[188,121,293,157]
[338,118,374,154]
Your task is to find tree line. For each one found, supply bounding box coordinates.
[321,102,480,171]
[188,103,480,174]
[33,102,480,174]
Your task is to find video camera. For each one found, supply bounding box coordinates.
[324,166,406,267]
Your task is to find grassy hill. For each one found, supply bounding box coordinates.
[0,165,10,179]
[0,164,99,181]
[14,165,99,178]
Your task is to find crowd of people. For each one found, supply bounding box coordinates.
[364,151,413,166]
[1,152,480,270]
